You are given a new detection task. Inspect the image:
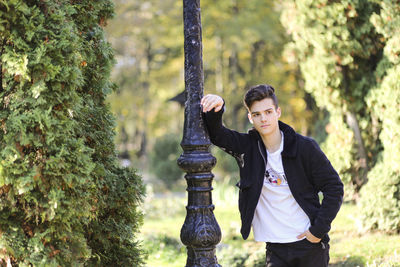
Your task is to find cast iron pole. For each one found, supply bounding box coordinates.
[177,0,222,266]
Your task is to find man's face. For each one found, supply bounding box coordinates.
[248,98,281,138]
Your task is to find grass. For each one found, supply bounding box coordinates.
[139,182,400,267]
[328,205,400,266]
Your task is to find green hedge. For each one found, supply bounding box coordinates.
[281,0,383,197]
[359,1,400,233]
[281,0,400,232]
[0,0,144,265]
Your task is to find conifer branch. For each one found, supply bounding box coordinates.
[0,38,4,92]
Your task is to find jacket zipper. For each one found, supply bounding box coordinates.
[257,141,268,177]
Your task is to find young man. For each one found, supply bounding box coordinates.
[201,84,343,267]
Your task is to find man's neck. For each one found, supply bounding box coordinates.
[261,129,282,153]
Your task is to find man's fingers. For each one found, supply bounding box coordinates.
[297,232,306,239]
[200,95,208,105]
[201,94,213,104]
[201,94,223,112]
[202,100,213,112]
[297,230,321,243]
[202,99,217,112]
[214,105,222,112]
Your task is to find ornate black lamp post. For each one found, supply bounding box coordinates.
[177,0,222,266]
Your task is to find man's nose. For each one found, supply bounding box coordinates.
[261,113,267,121]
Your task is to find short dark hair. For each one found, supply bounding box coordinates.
[244,84,278,110]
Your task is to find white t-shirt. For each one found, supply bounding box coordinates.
[252,132,311,243]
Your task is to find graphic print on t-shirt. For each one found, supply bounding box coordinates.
[265,168,288,187]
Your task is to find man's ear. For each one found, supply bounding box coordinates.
[277,107,281,118]
[248,113,253,124]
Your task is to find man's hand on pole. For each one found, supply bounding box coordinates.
[201,94,224,112]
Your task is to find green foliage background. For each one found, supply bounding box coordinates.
[0,0,144,265]
[105,0,316,192]
[358,0,400,233]
[281,0,383,196]
[104,0,400,235]
[281,0,400,232]
[4,0,400,265]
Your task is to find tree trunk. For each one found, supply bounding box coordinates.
[346,111,368,189]
[215,35,223,93]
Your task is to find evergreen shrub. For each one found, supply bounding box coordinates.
[359,0,400,232]
[150,134,183,189]
[0,0,144,265]
[281,0,400,232]
[281,0,384,198]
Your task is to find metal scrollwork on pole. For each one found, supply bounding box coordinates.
[177,0,222,266]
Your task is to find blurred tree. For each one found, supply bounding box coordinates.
[201,0,312,134]
[105,0,184,170]
[359,0,400,233]
[281,0,384,198]
[0,0,144,265]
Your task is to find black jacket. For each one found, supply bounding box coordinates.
[203,106,344,242]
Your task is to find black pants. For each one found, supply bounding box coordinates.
[265,239,329,267]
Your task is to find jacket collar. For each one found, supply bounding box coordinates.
[248,120,297,158]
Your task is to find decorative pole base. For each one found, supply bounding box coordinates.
[178,150,222,266]
[186,247,221,267]
[180,205,221,266]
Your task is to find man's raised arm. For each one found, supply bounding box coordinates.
[201,94,248,154]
